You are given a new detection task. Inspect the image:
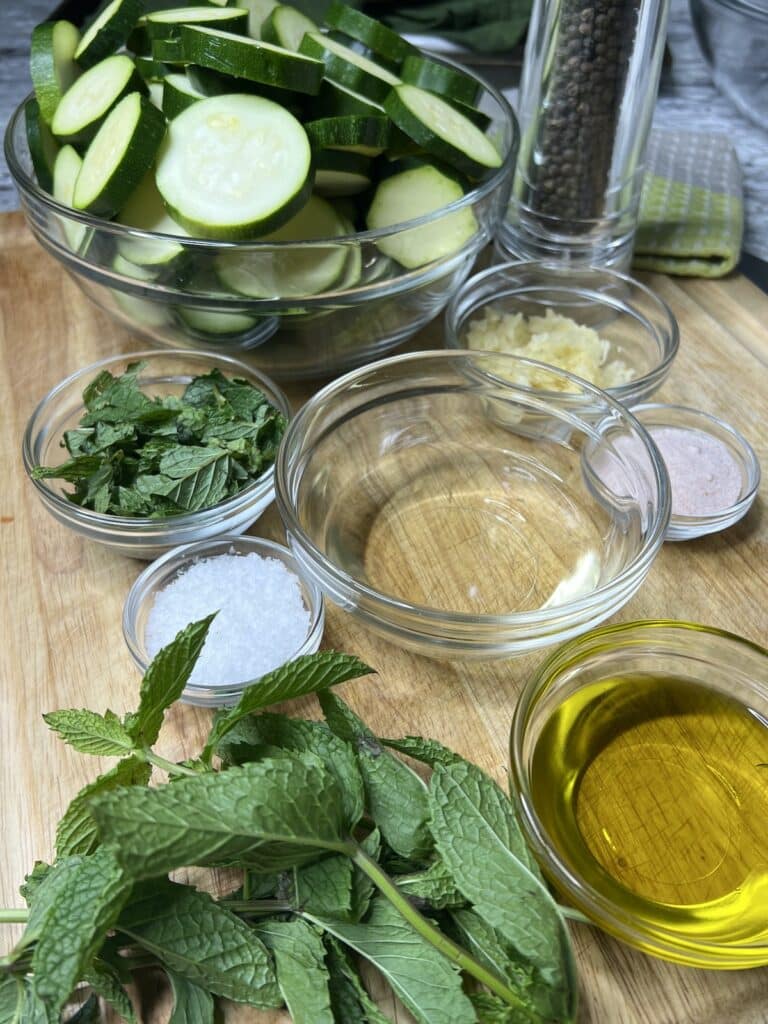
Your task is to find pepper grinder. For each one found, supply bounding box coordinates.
[497,0,670,271]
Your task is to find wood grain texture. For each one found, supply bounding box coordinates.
[1,210,767,1023]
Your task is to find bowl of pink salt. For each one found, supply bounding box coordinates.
[587,403,760,541]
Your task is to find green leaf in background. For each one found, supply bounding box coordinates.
[309,897,476,1024]
[167,970,216,1024]
[55,756,152,858]
[320,692,432,861]
[294,856,354,920]
[125,616,214,748]
[92,755,354,879]
[375,0,532,52]
[395,858,465,910]
[428,761,575,1007]
[0,974,24,1024]
[82,961,137,1024]
[27,849,129,1015]
[203,652,374,761]
[256,919,334,1024]
[325,937,391,1024]
[117,879,280,1008]
[41,708,135,758]
[217,713,365,828]
[381,736,462,768]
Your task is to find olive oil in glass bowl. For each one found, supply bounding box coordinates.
[511,621,768,968]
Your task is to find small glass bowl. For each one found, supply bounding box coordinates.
[22,350,290,560]
[510,620,768,969]
[445,261,679,408]
[624,404,760,541]
[275,349,670,659]
[123,535,325,707]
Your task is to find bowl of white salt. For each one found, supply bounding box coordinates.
[123,535,324,706]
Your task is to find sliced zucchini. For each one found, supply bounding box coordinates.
[260,5,317,51]
[177,306,258,335]
[30,20,81,124]
[384,84,502,178]
[74,0,144,69]
[180,24,324,94]
[305,114,391,157]
[162,72,206,118]
[117,170,189,267]
[127,19,151,56]
[151,37,188,63]
[216,194,349,297]
[446,98,492,132]
[298,32,400,104]
[239,0,279,38]
[184,64,307,112]
[324,2,416,65]
[366,162,478,269]
[53,145,88,251]
[148,81,165,109]
[135,55,173,81]
[26,99,59,192]
[146,6,249,39]
[400,56,481,107]
[309,79,384,119]
[51,55,147,145]
[155,93,312,238]
[314,150,372,197]
[73,92,166,217]
[113,251,160,281]
[113,289,173,328]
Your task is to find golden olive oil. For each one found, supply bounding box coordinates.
[530,675,768,965]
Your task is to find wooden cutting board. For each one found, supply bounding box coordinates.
[1,210,766,1024]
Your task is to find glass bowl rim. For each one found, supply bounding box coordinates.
[444,259,680,403]
[275,348,672,627]
[4,56,519,250]
[122,533,326,697]
[22,348,290,531]
[509,617,768,964]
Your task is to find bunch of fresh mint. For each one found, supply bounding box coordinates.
[32,363,286,517]
[0,619,578,1023]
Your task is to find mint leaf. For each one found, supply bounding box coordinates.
[67,995,100,1024]
[428,761,574,997]
[325,937,391,1024]
[382,736,462,768]
[471,992,535,1024]
[294,856,354,919]
[157,447,232,512]
[395,859,465,910]
[320,692,432,861]
[350,828,381,923]
[42,708,135,757]
[126,616,214,748]
[256,919,333,1024]
[27,849,129,1014]
[0,974,24,1023]
[309,898,476,1024]
[117,879,280,1008]
[92,756,354,879]
[167,970,215,1024]
[31,455,103,482]
[202,652,374,762]
[82,961,137,1024]
[217,714,364,828]
[19,862,51,908]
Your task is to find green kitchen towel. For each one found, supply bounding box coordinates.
[634,130,743,278]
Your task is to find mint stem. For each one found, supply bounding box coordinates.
[350,846,538,1020]
[222,899,293,915]
[0,910,29,924]
[141,749,200,778]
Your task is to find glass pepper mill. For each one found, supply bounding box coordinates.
[497,0,670,270]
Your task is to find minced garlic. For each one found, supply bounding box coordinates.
[465,306,634,392]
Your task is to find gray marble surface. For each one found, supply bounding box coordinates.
[1,0,767,260]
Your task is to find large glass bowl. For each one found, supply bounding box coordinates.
[4,62,518,381]
[22,350,290,560]
[275,350,670,659]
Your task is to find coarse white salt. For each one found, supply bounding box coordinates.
[145,552,311,687]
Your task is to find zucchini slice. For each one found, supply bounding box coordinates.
[26,99,59,192]
[51,55,147,145]
[384,84,502,179]
[135,55,173,81]
[309,79,384,119]
[400,56,481,107]
[176,306,259,336]
[314,149,372,197]
[161,72,206,118]
[184,64,307,112]
[239,0,279,38]
[74,0,144,69]
[73,92,166,217]
[366,162,478,269]
[155,93,312,239]
[324,2,416,65]
[30,20,81,124]
[113,251,160,281]
[298,32,400,104]
[53,145,88,250]
[180,24,324,94]
[151,37,188,63]
[146,6,249,39]
[117,170,189,267]
[216,194,349,297]
[305,114,391,156]
[260,5,317,51]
